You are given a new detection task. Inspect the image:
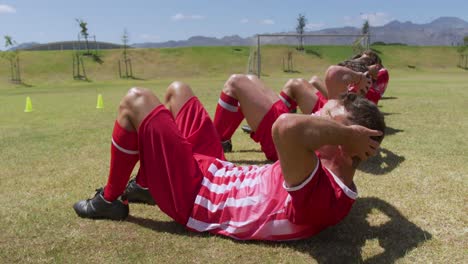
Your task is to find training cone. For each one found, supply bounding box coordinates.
[96,94,104,109]
[24,96,33,112]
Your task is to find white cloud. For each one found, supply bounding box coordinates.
[0,4,16,14]
[139,34,160,42]
[344,12,393,27]
[261,19,275,25]
[306,22,325,30]
[240,18,249,24]
[171,13,204,21]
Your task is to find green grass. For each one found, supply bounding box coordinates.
[0,46,467,263]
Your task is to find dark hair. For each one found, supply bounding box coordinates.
[341,93,386,143]
[362,50,382,65]
[337,59,369,73]
[351,50,382,66]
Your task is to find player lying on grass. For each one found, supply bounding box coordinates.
[312,50,389,104]
[215,63,373,160]
[73,81,385,241]
[352,50,390,103]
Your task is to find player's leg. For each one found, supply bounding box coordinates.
[213,74,277,151]
[225,74,278,131]
[164,81,225,160]
[280,78,319,115]
[74,87,162,220]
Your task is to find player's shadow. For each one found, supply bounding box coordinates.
[128,197,431,263]
[380,96,398,100]
[381,112,399,116]
[281,197,432,263]
[385,126,404,136]
[235,149,263,153]
[359,148,405,175]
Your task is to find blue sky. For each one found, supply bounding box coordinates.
[1,0,467,48]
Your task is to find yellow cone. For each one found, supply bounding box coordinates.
[24,96,33,112]
[96,94,104,109]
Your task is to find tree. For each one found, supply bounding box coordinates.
[362,20,370,35]
[362,20,370,46]
[122,29,129,61]
[464,35,468,46]
[120,29,133,78]
[2,35,21,83]
[296,14,307,50]
[76,18,90,54]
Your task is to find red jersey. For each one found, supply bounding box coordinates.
[186,156,357,241]
[346,68,389,104]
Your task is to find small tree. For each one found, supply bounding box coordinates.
[362,20,370,35]
[362,20,370,46]
[76,18,90,54]
[464,35,468,46]
[122,29,129,61]
[1,35,21,83]
[119,29,133,78]
[296,14,307,50]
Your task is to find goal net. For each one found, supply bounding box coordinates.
[247,33,369,78]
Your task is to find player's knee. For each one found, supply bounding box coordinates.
[121,87,148,109]
[167,81,190,93]
[283,78,305,93]
[309,76,320,85]
[225,74,247,92]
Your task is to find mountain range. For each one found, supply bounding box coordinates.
[10,17,468,51]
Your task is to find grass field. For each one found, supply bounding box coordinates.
[0,46,467,263]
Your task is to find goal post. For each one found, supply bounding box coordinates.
[251,33,370,78]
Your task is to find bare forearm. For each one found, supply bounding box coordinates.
[274,114,350,152]
[325,66,363,99]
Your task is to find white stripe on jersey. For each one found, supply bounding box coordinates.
[200,176,260,194]
[194,194,261,213]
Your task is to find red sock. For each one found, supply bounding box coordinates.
[213,92,244,141]
[104,121,139,201]
[279,91,298,112]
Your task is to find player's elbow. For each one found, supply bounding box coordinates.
[325,65,342,79]
[272,114,298,146]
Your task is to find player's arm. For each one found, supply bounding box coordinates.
[272,113,381,187]
[309,76,328,99]
[325,65,371,99]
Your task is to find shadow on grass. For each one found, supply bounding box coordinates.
[121,76,146,81]
[279,197,432,263]
[381,112,399,116]
[385,126,404,136]
[359,148,405,175]
[127,216,196,235]
[380,96,398,100]
[129,197,431,263]
[234,149,263,153]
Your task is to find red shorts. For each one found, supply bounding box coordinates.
[311,91,327,113]
[250,100,289,161]
[137,98,220,225]
[175,97,225,160]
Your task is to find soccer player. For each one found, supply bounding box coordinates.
[350,50,390,104]
[214,65,372,160]
[73,81,385,241]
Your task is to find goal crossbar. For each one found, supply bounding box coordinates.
[254,33,370,77]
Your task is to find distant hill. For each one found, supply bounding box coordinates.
[10,16,468,51]
[132,35,251,48]
[133,16,468,48]
[11,41,122,51]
